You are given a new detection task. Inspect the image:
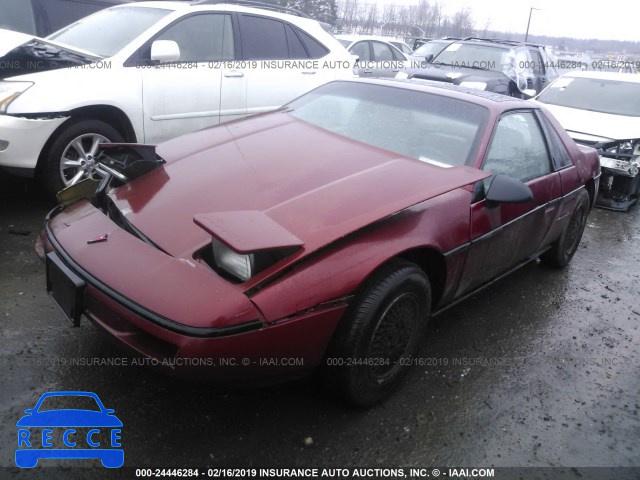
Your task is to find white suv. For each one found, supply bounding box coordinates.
[0,1,354,194]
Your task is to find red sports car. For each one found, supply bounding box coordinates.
[42,79,600,405]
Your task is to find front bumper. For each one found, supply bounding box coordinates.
[596,159,640,212]
[0,114,67,174]
[43,209,346,382]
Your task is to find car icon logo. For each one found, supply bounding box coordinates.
[15,391,123,468]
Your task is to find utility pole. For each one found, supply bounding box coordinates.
[525,7,541,42]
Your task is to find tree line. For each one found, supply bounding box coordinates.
[266,0,639,54]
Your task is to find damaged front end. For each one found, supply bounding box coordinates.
[595,139,640,211]
[56,143,165,206]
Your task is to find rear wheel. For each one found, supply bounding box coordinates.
[541,189,590,268]
[323,259,431,406]
[41,118,123,197]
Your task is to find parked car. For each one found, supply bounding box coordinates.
[41,78,600,406]
[0,0,127,37]
[399,37,558,99]
[336,35,407,78]
[0,1,354,195]
[536,72,640,211]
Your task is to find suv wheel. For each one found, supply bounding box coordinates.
[42,118,123,197]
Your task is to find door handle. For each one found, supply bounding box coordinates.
[224,71,244,78]
[362,70,373,74]
[301,71,316,75]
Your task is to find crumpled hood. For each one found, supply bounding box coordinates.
[0,28,97,79]
[110,113,489,259]
[537,102,640,143]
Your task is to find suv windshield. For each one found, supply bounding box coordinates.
[538,76,640,117]
[413,40,451,58]
[288,82,488,167]
[433,43,511,72]
[48,6,171,57]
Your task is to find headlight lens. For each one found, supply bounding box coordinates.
[212,238,254,282]
[459,81,487,90]
[0,81,33,113]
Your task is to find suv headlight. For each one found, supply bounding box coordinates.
[459,81,487,90]
[0,81,33,113]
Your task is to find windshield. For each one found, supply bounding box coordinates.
[538,76,640,117]
[413,41,451,58]
[288,82,488,167]
[433,43,511,72]
[48,7,171,57]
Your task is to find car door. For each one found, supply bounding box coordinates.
[369,41,406,78]
[528,47,547,94]
[456,110,562,295]
[350,41,372,76]
[140,13,232,144]
[233,14,332,117]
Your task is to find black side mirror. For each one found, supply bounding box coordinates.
[485,174,533,208]
[423,53,434,63]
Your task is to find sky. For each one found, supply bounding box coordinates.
[374,0,640,42]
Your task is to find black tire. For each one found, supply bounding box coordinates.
[323,259,431,406]
[541,189,590,268]
[41,118,124,197]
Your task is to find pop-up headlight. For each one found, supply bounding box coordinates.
[211,238,254,282]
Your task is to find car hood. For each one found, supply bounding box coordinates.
[0,28,98,80]
[110,112,489,260]
[536,102,640,143]
[16,410,122,427]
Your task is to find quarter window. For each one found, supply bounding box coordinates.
[482,111,551,182]
[240,15,288,59]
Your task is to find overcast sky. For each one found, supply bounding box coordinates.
[376,0,639,42]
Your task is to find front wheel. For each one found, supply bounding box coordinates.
[41,118,124,197]
[541,189,590,268]
[323,259,431,406]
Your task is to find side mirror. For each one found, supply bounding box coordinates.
[522,88,537,98]
[24,409,34,414]
[485,174,533,208]
[105,409,115,414]
[423,53,434,63]
[150,40,180,63]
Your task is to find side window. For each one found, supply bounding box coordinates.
[350,42,371,62]
[482,111,551,183]
[153,14,234,62]
[240,15,288,60]
[285,24,308,59]
[371,41,394,62]
[295,28,329,59]
[0,0,36,35]
[537,111,573,169]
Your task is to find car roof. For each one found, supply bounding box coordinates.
[558,71,640,83]
[345,78,532,110]
[119,1,314,23]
